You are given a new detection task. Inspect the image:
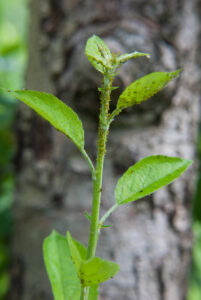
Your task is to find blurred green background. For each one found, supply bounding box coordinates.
[0,0,27,298]
[0,0,200,299]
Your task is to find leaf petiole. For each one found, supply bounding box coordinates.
[80,148,96,180]
[99,203,119,226]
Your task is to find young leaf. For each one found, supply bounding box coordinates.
[3,89,84,150]
[80,257,120,286]
[43,231,81,300]
[66,235,99,298]
[67,232,87,261]
[117,70,181,110]
[115,155,192,205]
[84,211,92,222]
[73,239,87,260]
[67,232,83,274]
[117,51,151,64]
[100,224,112,229]
[85,35,112,73]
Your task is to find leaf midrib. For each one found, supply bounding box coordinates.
[117,163,188,204]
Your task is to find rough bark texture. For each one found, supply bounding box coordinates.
[9,0,200,299]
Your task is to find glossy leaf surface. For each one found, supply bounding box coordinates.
[4,89,84,150]
[115,155,192,205]
[80,257,120,286]
[117,70,180,110]
[85,35,112,73]
[43,231,81,300]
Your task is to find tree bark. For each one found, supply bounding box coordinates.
[9,0,200,299]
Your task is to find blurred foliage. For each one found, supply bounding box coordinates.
[188,223,201,300]
[0,0,27,89]
[187,125,201,300]
[0,0,28,298]
[193,128,201,222]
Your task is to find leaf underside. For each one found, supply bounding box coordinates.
[67,233,119,288]
[80,256,120,286]
[115,155,192,205]
[117,70,181,110]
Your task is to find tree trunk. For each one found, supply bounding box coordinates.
[9,0,200,299]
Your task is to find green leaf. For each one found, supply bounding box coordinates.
[67,232,87,261]
[117,70,181,110]
[85,35,112,73]
[73,239,87,261]
[88,284,99,300]
[117,51,151,64]
[115,155,192,205]
[2,89,84,150]
[66,234,99,298]
[67,232,83,275]
[43,231,81,300]
[80,257,120,286]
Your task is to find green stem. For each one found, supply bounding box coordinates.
[86,71,112,260]
[86,128,108,258]
[81,287,89,300]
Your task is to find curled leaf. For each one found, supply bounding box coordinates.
[85,35,112,73]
